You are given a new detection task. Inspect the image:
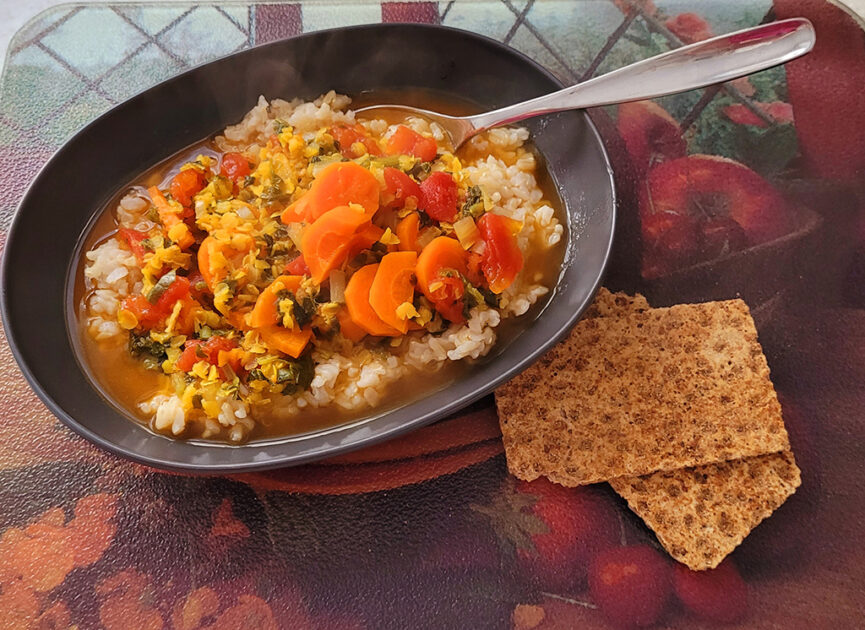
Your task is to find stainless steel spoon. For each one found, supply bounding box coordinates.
[355,18,815,149]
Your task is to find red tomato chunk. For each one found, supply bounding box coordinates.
[170,169,207,207]
[419,172,458,222]
[478,213,523,293]
[382,167,422,209]
[385,125,437,162]
[220,152,251,180]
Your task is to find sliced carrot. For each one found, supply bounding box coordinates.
[369,251,418,334]
[346,223,385,261]
[337,308,367,342]
[148,185,194,249]
[344,264,402,337]
[396,213,420,253]
[197,235,252,292]
[282,162,380,224]
[301,204,372,283]
[258,325,313,358]
[247,275,303,329]
[415,236,468,298]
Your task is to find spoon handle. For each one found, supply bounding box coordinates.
[467,18,815,133]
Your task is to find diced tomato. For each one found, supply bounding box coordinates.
[121,275,192,329]
[419,171,458,222]
[220,152,252,180]
[478,213,524,293]
[170,169,207,207]
[382,167,422,209]
[428,274,465,323]
[186,271,210,300]
[385,125,438,162]
[158,275,192,308]
[175,340,204,372]
[466,251,484,286]
[117,228,149,262]
[330,124,382,159]
[175,336,242,374]
[284,254,310,276]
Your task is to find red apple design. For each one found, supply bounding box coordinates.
[640,154,793,278]
[723,102,794,128]
[514,479,620,592]
[476,478,620,593]
[673,559,748,624]
[617,101,687,177]
[774,0,865,181]
[665,13,713,44]
[588,544,672,628]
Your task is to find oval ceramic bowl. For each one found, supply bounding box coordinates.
[1,24,614,472]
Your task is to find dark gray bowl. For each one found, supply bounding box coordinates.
[1,24,614,472]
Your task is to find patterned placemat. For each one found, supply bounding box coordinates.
[2,1,865,628]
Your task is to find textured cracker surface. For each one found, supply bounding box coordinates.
[582,287,650,319]
[496,299,790,485]
[609,451,801,570]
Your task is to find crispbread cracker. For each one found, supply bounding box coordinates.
[609,451,801,570]
[579,292,800,570]
[496,299,789,485]
[582,287,650,319]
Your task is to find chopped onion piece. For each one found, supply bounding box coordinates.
[453,216,481,250]
[417,226,442,249]
[329,269,346,303]
[285,223,304,250]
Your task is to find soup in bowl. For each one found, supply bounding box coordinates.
[76,91,566,443]
[2,24,614,470]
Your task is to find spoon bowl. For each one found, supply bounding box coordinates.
[356,18,815,149]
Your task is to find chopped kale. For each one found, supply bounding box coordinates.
[409,161,432,180]
[260,173,289,202]
[275,354,314,393]
[290,293,316,329]
[479,286,500,308]
[146,270,177,303]
[461,185,485,219]
[129,333,167,370]
[247,369,266,381]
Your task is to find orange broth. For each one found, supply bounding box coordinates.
[73,91,566,442]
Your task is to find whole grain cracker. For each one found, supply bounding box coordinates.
[582,287,650,319]
[579,291,800,570]
[609,451,801,570]
[496,299,789,485]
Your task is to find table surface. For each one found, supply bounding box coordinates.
[2,1,865,628]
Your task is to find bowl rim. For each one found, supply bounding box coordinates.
[0,22,615,472]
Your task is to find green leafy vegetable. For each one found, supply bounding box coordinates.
[146,270,177,304]
[461,185,485,219]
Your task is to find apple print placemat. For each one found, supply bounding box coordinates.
[1,1,864,627]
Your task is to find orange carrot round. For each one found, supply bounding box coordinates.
[247,275,303,329]
[396,213,421,253]
[415,236,468,298]
[282,162,380,224]
[301,204,372,283]
[197,235,253,293]
[337,308,368,342]
[258,325,313,358]
[344,264,402,337]
[369,251,418,334]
